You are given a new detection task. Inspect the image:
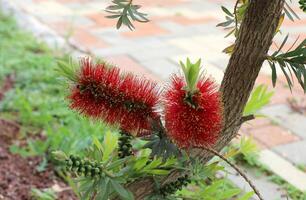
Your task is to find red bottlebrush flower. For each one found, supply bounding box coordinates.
[164,75,222,148]
[68,58,159,135]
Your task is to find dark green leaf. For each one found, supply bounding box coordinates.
[272,34,289,56]
[110,179,134,200]
[269,61,277,87]
[221,6,234,17]
[216,20,234,27]
[116,16,123,29]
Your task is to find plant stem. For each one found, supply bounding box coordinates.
[90,190,97,200]
[234,0,239,33]
[203,146,264,200]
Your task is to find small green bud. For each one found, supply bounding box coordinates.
[66,159,73,166]
[122,145,128,151]
[94,168,100,174]
[74,161,80,166]
[52,151,68,161]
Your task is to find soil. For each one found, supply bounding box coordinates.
[0,74,15,102]
[0,119,78,200]
[0,77,78,200]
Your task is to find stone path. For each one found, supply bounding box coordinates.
[1,0,306,198]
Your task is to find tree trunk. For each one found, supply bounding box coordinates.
[124,0,285,199]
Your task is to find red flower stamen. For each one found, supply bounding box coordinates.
[69,58,159,135]
[164,75,223,148]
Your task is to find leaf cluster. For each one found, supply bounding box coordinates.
[216,1,249,38]
[53,132,178,200]
[180,58,202,93]
[243,84,274,116]
[105,0,149,30]
[267,37,306,92]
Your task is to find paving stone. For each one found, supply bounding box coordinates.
[259,149,306,191]
[158,21,187,34]
[139,58,179,80]
[273,141,306,165]
[1,1,68,50]
[104,55,162,83]
[86,12,116,28]
[220,166,289,200]
[130,44,185,62]
[121,22,169,38]
[261,104,306,139]
[92,46,133,57]
[255,74,305,105]
[168,15,218,25]
[168,36,229,62]
[247,125,300,148]
[71,27,109,49]
[91,28,128,45]
[136,0,185,7]
[23,1,73,16]
[242,117,272,129]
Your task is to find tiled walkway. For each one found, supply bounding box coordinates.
[1,0,306,198]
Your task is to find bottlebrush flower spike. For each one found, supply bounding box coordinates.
[68,57,159,135]
[164,59,223,148]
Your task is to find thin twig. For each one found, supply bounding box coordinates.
[240,114,255,125]
[203,146,264,200]
[90,190,97,200]
[234,0,239,33]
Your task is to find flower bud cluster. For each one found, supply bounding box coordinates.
[159,175,191,196]
[65,155,102,178]
[118,133,133,158]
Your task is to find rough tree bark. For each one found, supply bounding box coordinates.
[122,0,285,199]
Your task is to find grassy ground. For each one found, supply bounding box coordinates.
[0,11,109,199]
[0,11,108,157]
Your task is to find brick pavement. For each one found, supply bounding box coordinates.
[1,0,306,197]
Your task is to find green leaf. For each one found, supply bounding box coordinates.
[107,156,130,170]
[56,59,78,82]
[96,178,110,200]
[31,188,57,200]
[221,6,234,17]
[268,61,277,87]
[243,84,274,115]
[219,188,241,199]
[143,157,162,170]
[216,20,234,27]
[133,156,149,171]
[93,136,103,152]
[180,58,202,92]
[146,169,169,175]
[284,2,300,21]
[102,131,118,162]
[279,60,293,90]
[237,191,255,200]
[110,179,134,200]
[272,34,289,56]
[116,16,123,29]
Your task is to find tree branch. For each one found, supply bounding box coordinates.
[240,114,255,125]
[203,147,263,200]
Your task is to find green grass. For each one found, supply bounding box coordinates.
[0,12,110,159]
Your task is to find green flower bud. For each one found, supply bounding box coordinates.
[66,159,73,166]
[94,168,100,174]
